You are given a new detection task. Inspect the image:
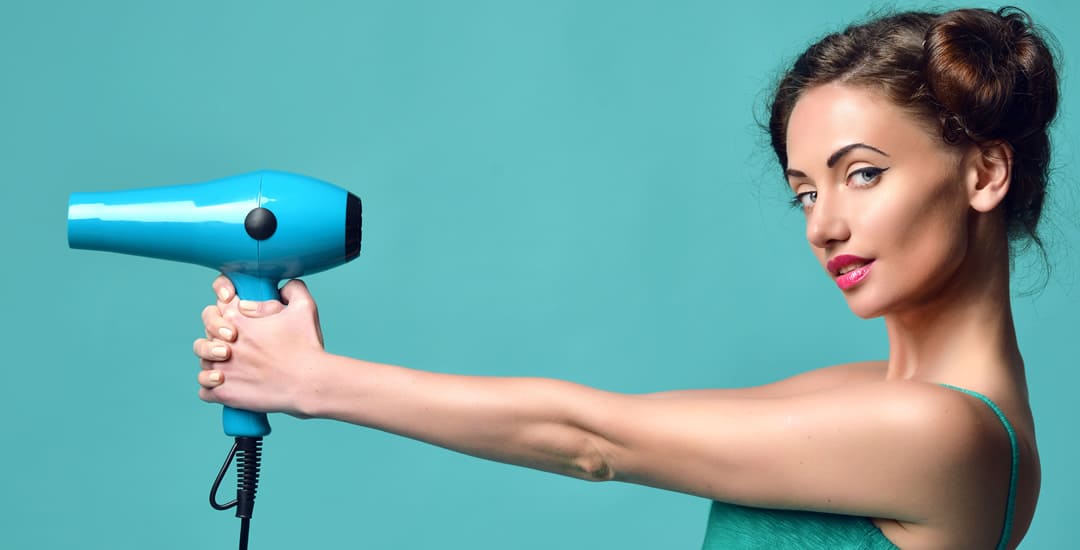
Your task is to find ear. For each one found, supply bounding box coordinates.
[966,140,1012,213]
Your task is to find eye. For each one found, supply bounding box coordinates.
[847,167,889,187]
[790,190,817,211]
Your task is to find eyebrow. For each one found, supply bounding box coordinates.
[784,143,890,179]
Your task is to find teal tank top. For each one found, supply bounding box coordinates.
[700,384,1020,550]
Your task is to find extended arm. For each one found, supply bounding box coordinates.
[194,279,996,524]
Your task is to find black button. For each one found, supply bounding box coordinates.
[244,207,277,240]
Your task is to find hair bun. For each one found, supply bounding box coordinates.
[923,7,1058,144]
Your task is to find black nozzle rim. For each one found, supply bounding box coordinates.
[345,192,362,261]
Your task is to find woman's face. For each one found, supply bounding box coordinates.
[784,83,973,319]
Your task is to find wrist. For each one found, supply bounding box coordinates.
[293,348,336,419]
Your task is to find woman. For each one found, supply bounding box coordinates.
[193,7,1059,549]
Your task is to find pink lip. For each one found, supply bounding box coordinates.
[826,255,875,290]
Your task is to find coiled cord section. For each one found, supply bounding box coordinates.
[235,437,262,519]
[210,436,264,550]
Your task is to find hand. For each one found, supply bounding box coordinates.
[193,275,326,418]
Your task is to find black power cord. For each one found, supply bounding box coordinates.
[211,437,264,550]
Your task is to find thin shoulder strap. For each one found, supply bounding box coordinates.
[938,383,1019,550]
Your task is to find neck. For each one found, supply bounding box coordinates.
[883,231,1025,394]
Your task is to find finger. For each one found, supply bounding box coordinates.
[194,338,231,361]
[237,298,286,318]
[213,275,235,303]
[201,304,221,327]
[199,369,225,389]
[201,306,236,341]
[193,338,231,361]
[199,386,220,404]
[205,326,235,342]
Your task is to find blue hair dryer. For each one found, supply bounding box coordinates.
[68,170,362,548]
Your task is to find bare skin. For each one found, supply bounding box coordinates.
[194,83,1038,549]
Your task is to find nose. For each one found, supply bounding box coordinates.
[806,192,850,250]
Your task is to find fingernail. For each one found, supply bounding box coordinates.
[212,346,228,358]
[209,371,222,383]
[239,300,257,312]
[219,327,234,340]
[218,287,230,301]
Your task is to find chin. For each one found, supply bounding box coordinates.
[841,288,891,319]
[847,303,885,320]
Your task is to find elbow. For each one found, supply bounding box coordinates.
[571,438,615,482]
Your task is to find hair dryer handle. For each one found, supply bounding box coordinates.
[220,272,279,438]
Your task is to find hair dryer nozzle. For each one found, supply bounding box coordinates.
[68,172,262,271]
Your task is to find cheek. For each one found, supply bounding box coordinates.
[863,175,969,276]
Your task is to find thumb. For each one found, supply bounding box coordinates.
[280,278,324,346]
[279,279,316,309]
[237,298,286,318]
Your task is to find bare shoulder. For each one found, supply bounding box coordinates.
[800,379,1005,459]
[863,382,1021,548]
[814,380,1011,474]
[799,378,1032,548]
[629,365,1027,547]
[608,377,1015,547]
[870,381,1007,446]
[774,381,1018,543]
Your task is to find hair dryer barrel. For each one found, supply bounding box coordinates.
[68,170,362,279]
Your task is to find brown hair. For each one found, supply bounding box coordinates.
[769,7,1059,248]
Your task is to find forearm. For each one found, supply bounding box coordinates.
[301,352,618,481]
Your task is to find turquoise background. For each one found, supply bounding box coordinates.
[2,1,1076,548]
